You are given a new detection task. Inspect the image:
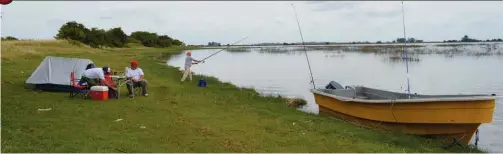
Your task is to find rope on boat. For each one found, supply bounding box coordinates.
[390,99,398,122]
[291,3,316,89]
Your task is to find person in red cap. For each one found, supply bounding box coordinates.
[126,60,148,97]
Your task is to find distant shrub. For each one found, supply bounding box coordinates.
[54,21,185,49]
[1,36,19,41]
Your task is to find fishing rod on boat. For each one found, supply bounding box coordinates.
[199,36,250,62]
[291,3,316,89]
[401,1,412,99]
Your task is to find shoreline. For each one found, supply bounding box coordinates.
[1,40,483,152]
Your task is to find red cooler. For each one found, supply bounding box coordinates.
[90,86,109,101]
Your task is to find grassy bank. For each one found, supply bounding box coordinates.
[1,40,480,152]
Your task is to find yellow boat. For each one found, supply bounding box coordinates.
[311,81,497,145]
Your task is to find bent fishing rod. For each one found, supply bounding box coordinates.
[199,36,249,62]
[291,3,316,89]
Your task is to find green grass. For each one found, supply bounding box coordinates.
[1,40,482,152]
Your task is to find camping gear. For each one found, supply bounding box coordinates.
[69,72,89,98]
[90,86,109,101]
[311,81,497,145]
[197,79,207,87]
[26,56,94,92]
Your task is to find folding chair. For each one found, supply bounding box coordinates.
[126,79,143,98]
[69,72,89,98]
[125,67,143,98]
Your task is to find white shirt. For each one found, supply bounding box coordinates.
[82,68,105,80]
[126,68,144,80]
[185,56,195,67]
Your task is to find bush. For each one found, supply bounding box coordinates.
[104,27,128,48]
[126,37,142,44]
[54,21,185,48]
[85,28,106,48]
[1,36,19,41]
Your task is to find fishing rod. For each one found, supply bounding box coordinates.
[199,36,249,62]
[291,3,316,89]
[401,1,412,99]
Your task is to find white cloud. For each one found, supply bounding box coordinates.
[1,1,502,45]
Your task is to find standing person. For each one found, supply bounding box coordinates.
[181,51,203,82]
[126,60,148,97]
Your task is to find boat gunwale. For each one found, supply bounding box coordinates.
[311,89,498,104]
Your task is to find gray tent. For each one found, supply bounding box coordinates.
[26,56,93,91]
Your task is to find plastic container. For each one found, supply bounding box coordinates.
[90,86,109,101]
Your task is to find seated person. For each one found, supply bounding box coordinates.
[104,73,116,87]
[81,66,118,99]
[86,63,96,70]
[126,60,148,97]
[78,63,96,86]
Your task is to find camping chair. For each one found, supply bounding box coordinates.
[126,79,144,98]
[69,72,89,98]
[125,67,143,98]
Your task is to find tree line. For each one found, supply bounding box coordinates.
[443,35,502,43]
[1,36,19,41]
[54,21,184,48]
[387,35,502,44]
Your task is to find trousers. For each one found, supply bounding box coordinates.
[181,66,192,81]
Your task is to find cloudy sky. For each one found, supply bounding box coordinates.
[1,1,502,45]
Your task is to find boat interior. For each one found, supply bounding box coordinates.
[318,81,491,100]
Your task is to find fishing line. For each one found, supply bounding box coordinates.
[197,19,269,63]
[199,36,250,62]
[291,3,316,89]
[401,1,411,98]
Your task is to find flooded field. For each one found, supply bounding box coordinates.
[168,43,503,152]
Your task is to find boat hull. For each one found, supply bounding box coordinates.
[313,92,495,144]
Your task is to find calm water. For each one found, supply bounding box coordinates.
[168,44,503,152]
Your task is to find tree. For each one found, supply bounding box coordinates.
[126,36,142,44]
[54,21,185,48]
[1,36,19,41]
[55,21,88,42]
[104,27,128,48]
[376,41,382,44]
[85,28,106,48]
[208,42,221,46]
[497,38,503,42]
[407,38,416,43]
[131,31,158,47]
[172,39,184,46]
[396,38,406,43]
[461,35,470,42]
[156,35,173,47]
[461,35,480,42]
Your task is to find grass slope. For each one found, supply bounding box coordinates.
[1,40,480,152]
